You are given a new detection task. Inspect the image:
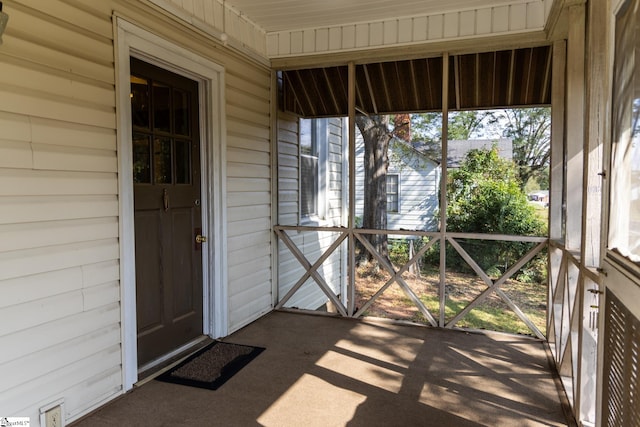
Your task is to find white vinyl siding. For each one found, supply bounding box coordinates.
[0,0,273,422]
[0,1,119,422]
[225,66,273,332]
[277,116,346,309]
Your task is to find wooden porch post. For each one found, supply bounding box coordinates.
[549,40,566,243]
[439,53,449,328]
[567,2,589,420]
[348,61,356,316]
[582,0,606,268]
[565,4,586,251]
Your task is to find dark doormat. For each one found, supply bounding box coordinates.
[156,341,265,390]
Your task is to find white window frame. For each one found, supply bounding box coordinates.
[387,173,400,213]
[300,118,328,224]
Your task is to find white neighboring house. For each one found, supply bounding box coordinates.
[355,137,513,233]
[356,135,441,232]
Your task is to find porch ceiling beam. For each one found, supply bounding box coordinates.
[425,57,436,109]
[283,72,307,117]
[474,53,480,107]
[295,69,317,116]
[394,61,407,112]
[523,48,533,105]
[492,52,497,106]
[409,60,420,110]
[454,55,461,110]
[362,64,379,115]
[309,70,329,116]
[507,49,516,106]
[378,62,392,113]
[322,68,341,115]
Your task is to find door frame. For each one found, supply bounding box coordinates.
[115,17,228,391]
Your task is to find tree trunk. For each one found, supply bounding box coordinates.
[356,115,391,259]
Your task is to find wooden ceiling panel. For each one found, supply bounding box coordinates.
[225,0,524,32]
[280,46,552,117]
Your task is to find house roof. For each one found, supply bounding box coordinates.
[445,138,513,167]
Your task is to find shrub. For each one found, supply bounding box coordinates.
[445,148,546,278]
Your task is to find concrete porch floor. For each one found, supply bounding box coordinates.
[73,311,573,426]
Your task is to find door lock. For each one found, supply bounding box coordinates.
[196,234,207,243]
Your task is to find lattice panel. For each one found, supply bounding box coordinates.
[603,289,640,427]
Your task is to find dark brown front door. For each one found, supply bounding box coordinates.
[130,57,203,367]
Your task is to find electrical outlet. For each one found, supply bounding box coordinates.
[45,406,62,427]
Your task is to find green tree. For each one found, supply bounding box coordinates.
[448,111,495,139]
[411,111,496,142]
[446,147,546,275]
[355,114,400,259]
[497,107,551,190]
[411,108,551,190]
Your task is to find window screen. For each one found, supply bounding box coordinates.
[610,0,640,265]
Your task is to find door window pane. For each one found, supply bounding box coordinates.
[133,133,151,183]
[131,76,150,129]
[154,137,172,184]
[174,89,190,136]
[175,140,191,184]
[153,82,171,133]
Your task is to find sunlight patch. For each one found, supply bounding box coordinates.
[257,373,365,426]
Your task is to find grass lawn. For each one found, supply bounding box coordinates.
[355,265,547,337]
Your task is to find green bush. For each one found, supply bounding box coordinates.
[445,147,546,278]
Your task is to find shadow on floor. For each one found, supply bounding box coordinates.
[73,311,573,427]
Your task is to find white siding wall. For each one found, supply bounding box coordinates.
[0,0,272,423]
[277,115,346,309]
[0,1,120,422]
[356,137,440,232]
[226,65,273,331]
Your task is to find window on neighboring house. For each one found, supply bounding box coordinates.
[387,174,399,213]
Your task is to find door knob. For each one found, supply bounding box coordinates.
[196,234,207,243]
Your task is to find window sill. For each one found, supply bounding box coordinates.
[300,216,332,227]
